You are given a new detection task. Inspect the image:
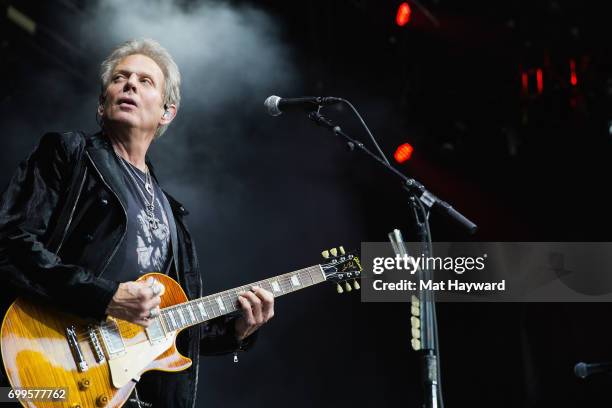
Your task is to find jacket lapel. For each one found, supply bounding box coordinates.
[85,133,130,212]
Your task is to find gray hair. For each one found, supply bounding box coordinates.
[99,38,181,138]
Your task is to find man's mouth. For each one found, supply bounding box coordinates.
[117,97,138,107]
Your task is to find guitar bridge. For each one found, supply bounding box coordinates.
[65,325,88,372]
[88,325,106,363]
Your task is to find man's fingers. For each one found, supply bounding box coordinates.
[241,291,263,324]
[252,287,274,322]
[237,295,256,325]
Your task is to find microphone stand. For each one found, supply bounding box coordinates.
[307,110,477,408]
[307,111,477,233]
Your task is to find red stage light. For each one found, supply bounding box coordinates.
[396,2,412,27]
[569,59,578,86]
[536,68,543,94]
[394,143,414,163]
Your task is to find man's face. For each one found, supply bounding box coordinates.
[101,54,168,135]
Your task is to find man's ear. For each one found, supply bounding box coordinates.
[160,103,177,125]
[98,94,106,116]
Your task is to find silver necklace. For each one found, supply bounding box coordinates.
[115,151,160,230]
[124,159,154,197]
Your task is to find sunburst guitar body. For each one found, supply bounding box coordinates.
[0,249,362,407]
[1,273,190,408]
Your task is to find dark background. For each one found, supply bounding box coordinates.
[1,0,612,407]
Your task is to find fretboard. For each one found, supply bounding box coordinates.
[158,265,326,332]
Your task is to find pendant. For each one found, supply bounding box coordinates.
[149,217,159,230]
[145,183,153,196]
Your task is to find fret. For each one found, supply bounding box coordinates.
[208,297,221,317]
[186,303,197,323]
[281,275,294,293]
[160,313,171,333]
[269,279,282,295]
[191,300,202,321]
[204,299,216,318]
[175,307,185,327]
[221,292,236,313]
[299,269,313,286]
[259,281,272,294]
[167,310,178,331]
[214,296,227,313]
[196,301,208,320]
[304,269,314,285]
[227,291,239,312]
[182,304,194,325]
[290,274,301,288]
[177,307,186,328]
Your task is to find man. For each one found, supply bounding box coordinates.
[0,38,274,407]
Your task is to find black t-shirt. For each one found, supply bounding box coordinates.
[105,156,175,283]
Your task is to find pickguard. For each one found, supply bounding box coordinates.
[108,332,176,388]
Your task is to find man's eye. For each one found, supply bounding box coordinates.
[141,78,152,85]
[113,75,124,81]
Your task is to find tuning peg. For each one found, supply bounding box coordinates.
[322,250,330,259]
[336,283,344,294]
[411,338,421,351]
[410,316,420,329]
[411,327,421,339]
[339,246,345,255]
[352,279,360,290]
[411,305,420,317]
[344,282,352,292]
[411,295,420,306]
[330,247,338,257]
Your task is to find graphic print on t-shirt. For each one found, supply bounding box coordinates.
[135,195,170,273]
[104,156,175,283]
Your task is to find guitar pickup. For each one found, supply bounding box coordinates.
[66,325,88,372]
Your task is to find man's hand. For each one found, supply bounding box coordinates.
[105,277,165,327]
[234,286,274,341]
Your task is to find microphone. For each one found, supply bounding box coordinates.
[574,361,612,379]
[264,95,342,116]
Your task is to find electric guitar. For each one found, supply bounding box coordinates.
[1,247,361,407]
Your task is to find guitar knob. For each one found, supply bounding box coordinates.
[344,282,352,292]
[336,283,344,294]
[352,280,360,290]
[70,404,82,408]
[339,246,345,255]
[78,378,91,390]
[321,250,330,259]
[96,395,109,407]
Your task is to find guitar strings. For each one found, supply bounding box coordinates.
[73,272,332,342]
[73,265,340,341]
[72,270,325,341]
[73,277,300,340]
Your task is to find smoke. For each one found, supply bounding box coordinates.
[1,0,308,253]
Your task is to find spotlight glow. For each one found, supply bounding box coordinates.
[396,2,412,27]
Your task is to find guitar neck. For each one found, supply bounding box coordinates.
[159,265,326,332]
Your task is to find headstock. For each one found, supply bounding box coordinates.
[320,246,362,293]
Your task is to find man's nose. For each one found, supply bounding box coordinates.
[123,73,138,92]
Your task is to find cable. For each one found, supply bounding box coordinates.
[339,98,392,166]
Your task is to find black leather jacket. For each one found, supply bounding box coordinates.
[0,131,248,408]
